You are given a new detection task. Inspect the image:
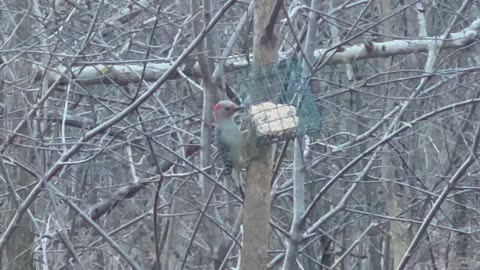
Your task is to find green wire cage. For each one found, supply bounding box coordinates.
[234,60,322,144]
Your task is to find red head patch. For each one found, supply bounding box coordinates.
[214,102,223,113]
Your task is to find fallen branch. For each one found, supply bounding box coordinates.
[35,18,480,86]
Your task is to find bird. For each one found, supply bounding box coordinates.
[213,100,247,175]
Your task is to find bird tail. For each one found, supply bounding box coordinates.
[226,171,244,199]
[223,160,233,176]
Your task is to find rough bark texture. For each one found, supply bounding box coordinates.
[2,0,35,269]
[240,0,281,269]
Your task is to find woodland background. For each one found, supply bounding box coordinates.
[2,0,480,269]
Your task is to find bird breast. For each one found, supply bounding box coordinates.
[220,119,243,147]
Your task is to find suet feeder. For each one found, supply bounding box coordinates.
[234,60,322,144]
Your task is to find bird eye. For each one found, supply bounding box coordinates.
[225,107,230,111]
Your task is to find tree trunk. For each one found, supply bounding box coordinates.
[240,0,281,269]
[2,0,35,269]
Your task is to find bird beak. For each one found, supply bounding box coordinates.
[235,105,245,112]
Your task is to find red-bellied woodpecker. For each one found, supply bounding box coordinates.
[213,100,246,175]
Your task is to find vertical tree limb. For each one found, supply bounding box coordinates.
[241,0,282,269]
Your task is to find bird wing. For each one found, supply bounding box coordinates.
[215,127,233,175]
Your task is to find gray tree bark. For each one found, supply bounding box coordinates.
[241,0,282,269]
[2,0,35,269]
